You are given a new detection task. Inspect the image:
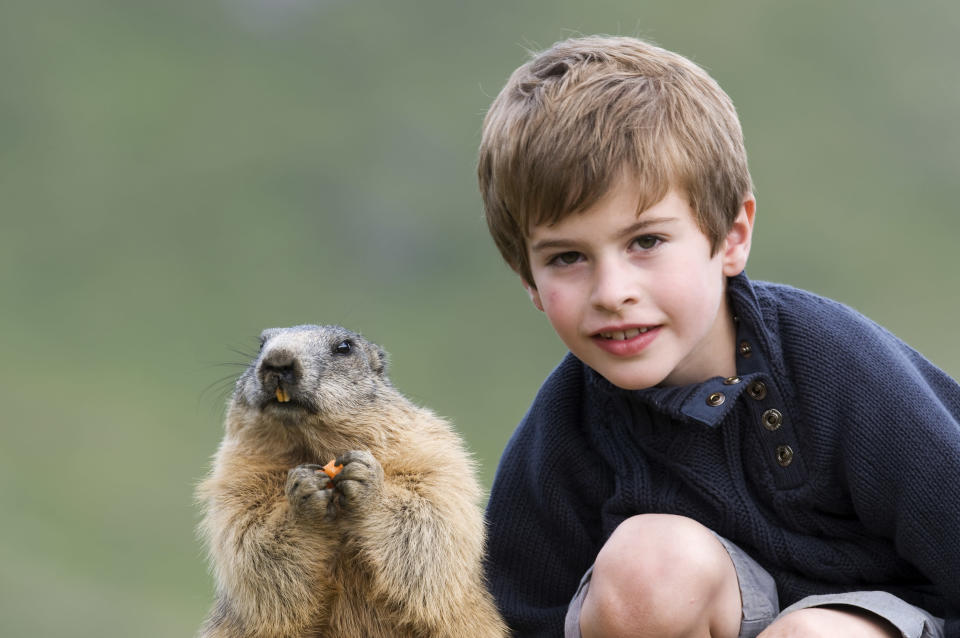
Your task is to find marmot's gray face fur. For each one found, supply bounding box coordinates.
[233,324,388,425]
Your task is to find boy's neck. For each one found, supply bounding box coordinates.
[657,290,738,388]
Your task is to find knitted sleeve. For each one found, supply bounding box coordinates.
[844,328,960,633]
[484,356,614,637]
[778,288,960,633]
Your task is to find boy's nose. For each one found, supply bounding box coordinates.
[590,260,640,313]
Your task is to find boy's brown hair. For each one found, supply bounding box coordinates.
[478,35,753,286]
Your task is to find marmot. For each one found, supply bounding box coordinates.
[196,325,507,638]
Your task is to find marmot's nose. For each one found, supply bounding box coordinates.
[259,348,301,388]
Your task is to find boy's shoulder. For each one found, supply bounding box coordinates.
[743,276,906,355]
[503,352,619,460]
[750,277,869,323]
[517,352,590,438]
[740,275,952,395]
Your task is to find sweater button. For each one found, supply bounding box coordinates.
[738,341,753,358]
[706,392,725,407]
[747,380,767,401]
[762,409,783,431]
[776,445,794,467]
[723,376,741,385]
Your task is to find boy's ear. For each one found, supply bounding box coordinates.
[523,279,545,312]
[721,194,756,277]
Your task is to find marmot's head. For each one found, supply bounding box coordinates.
[231,325,390,428]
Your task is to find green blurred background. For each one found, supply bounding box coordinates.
[1,1,957,636]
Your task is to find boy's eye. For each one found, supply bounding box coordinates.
[632,235,662,250]
[550,251,583,266]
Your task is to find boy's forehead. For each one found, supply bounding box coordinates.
[526,179,686,234]
[526,185,692,246]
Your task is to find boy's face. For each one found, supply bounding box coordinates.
[524,176,754,390]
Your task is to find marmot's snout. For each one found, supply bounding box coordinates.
[259,346,302,403]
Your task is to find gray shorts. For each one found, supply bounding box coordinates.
[564,533,945,638]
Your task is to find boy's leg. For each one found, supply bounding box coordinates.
[571,514,767,638]
[758,607,899,637]
[565,515,944,638]
[761,592,945,638]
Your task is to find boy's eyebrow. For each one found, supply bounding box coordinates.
[529,217,676,253]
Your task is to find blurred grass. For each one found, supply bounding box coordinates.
[1,1,958,636]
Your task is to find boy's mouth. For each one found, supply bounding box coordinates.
[591,325,661,356]
[597,327,654,341]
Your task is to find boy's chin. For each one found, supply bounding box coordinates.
[605,376,663,391]
[584,360,667,391]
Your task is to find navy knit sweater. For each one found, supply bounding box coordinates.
[484,273,960,637]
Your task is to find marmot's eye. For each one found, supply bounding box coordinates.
[334,339,353,356]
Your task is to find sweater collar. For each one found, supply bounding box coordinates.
[585,272,776,428]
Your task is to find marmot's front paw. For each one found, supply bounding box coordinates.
[332,450,384,513]
[285,464,336,520]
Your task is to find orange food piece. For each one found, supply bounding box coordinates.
[321,459,343,480]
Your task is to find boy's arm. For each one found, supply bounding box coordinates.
[484,358,613,637]
[838,333,960,634]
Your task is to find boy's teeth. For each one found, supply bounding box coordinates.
[600,327,650,340]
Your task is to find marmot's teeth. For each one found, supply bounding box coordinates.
[276,387,290,403]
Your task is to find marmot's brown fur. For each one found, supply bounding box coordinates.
[196,325,507,638]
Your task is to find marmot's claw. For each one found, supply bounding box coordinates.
[286,464,335,519]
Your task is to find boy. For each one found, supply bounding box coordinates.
[477,36,960,638]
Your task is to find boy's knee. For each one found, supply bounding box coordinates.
[580,514,740,638]
[594,514,732,592]
[759,607,900,638]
